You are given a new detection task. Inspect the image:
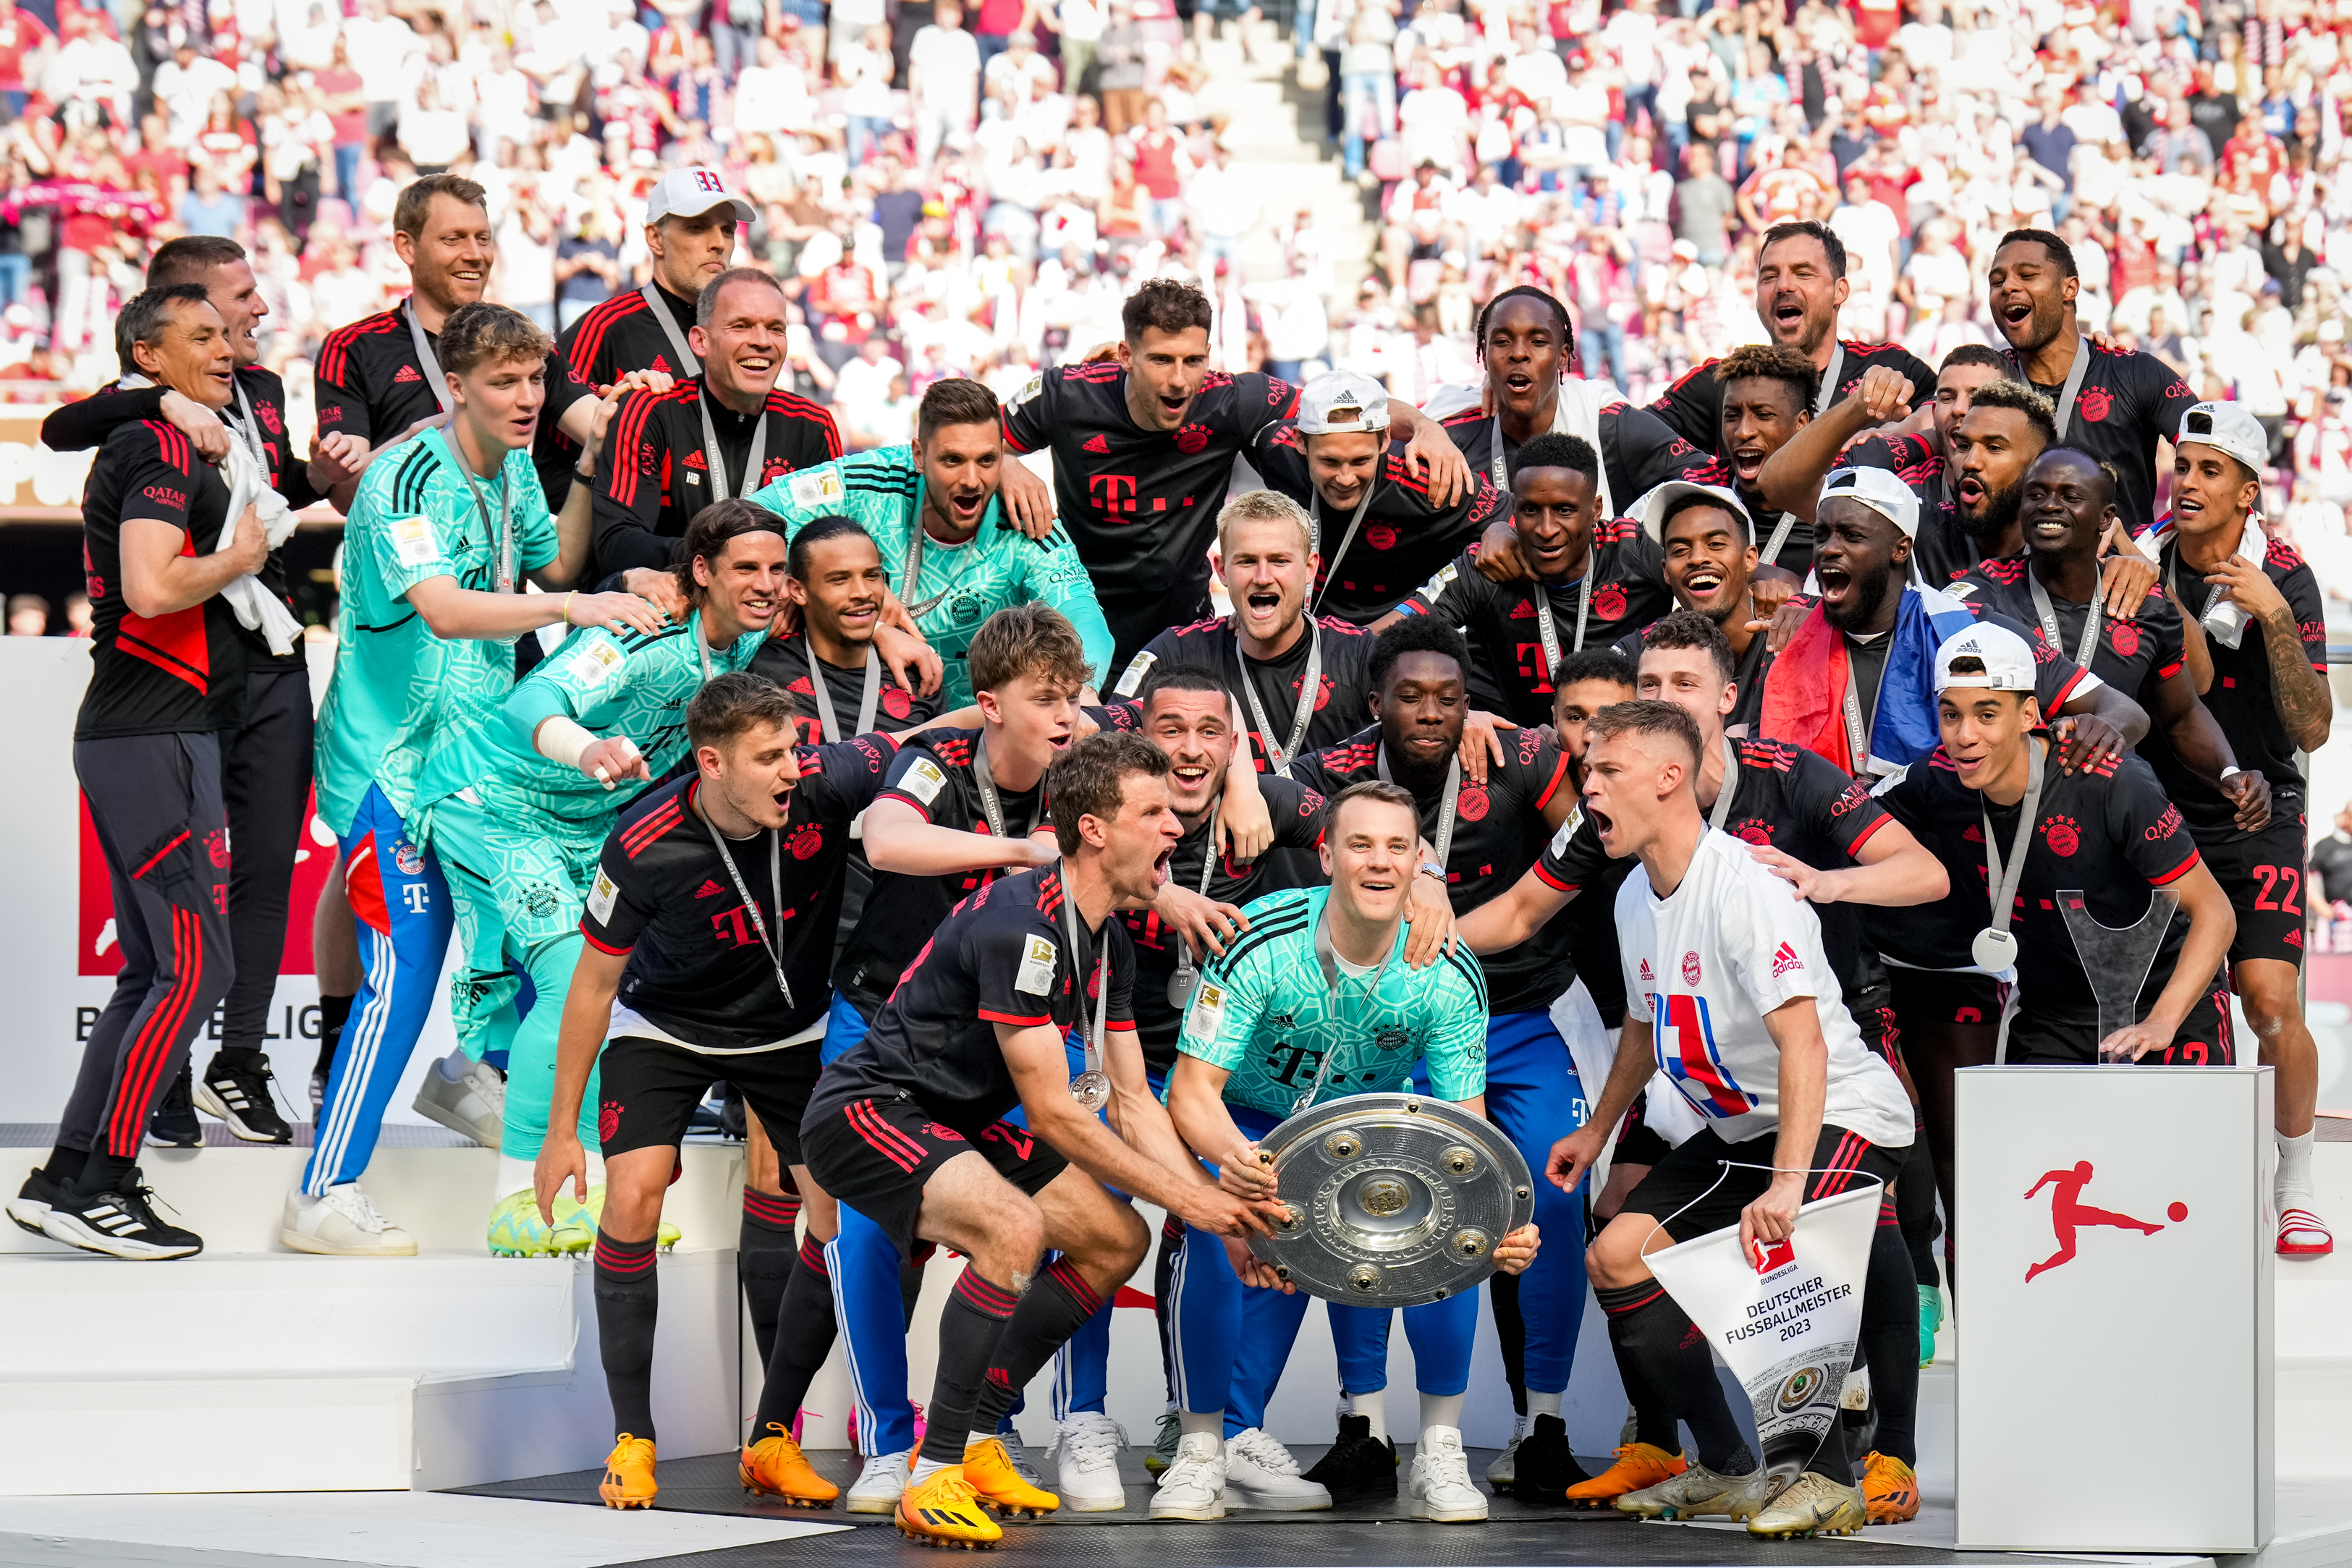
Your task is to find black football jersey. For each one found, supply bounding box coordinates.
[1250,431,1509,624]
[1949,554,2188,713]
[76,419,245,739]
[580,737,895,1048]
[1649,339,1937,458]
[1291,724,1572,1014]
[2008,342,2200,534]
[1119,774,1330,1069]
[592,377,841,576]
[1541,735,1892,1001]
[1405,522,1675,726]
[1002,364,1299,664]
[823,863,1138,1130]
[832,726,1053,1015]
[41,367,316,669]
[1109,613,1380,774]
[537,280,703,509]
[2143,528,2329,837]
[315,302,446,446]
[1875,742,2204,1026]
[752,630,942,747]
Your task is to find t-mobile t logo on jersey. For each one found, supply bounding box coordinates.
[1089,473,1139,516]
[2023,1160,2186,1282]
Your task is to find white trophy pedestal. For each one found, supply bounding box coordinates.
[1955,1063,2274,1554]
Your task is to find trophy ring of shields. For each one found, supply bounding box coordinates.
[1245,1093,1536,1306]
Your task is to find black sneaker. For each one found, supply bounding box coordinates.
[148,1067,203,1147]
[4,1165,69,1237]
[195,1054,293,1143]
[1302,1414,1397,1502]
[1510,1413,1591,1504]
[41,1173,203,1260]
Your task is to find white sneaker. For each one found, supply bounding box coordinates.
[1407,1426,1488,1522]
[1150,1431,1227,1520]
[1486,1410,1534,1486]
[412,1054,504,1148]
[1223,1427,1331,1511]
[1050,1412,1130,1512]
[280,1184,417,1256]
[846,1449,911,1514]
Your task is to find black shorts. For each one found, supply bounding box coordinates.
[1624,1122,1906,1245]
[800,1086,1070,1260]
[598,1035,824,1165]
[1614,1090,1671,1168]
[2005,975,2234,1067]
[2199,813,2310,970]
[1887,966,2009,1030]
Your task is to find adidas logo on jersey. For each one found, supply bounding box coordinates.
[1771,942,1803,978]
[393,364,423,383]
[1083,434,1110,454]
[652,354,674,375]
[695,879,725,898]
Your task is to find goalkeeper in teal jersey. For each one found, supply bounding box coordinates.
[416,500,788,1256]
[302,301,665,1255]
[1159,783,1539,1525]
[748,376,1113,704]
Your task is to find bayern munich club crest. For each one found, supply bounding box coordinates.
[1593,583,1628,620]
[394,842,426,876]
[1456,784,1489,821]
[2110,622,2140,658]
[790,826,824,860]
[1682,950,1703,986]
[2042,817,2081,857]
[2076,386,2113,423]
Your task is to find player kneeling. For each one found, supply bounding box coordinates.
[799,734,1283,1548]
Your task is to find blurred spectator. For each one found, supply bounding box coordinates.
[7,593,48,636]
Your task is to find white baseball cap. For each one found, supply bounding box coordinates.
[1932,621,2038,693]
[1294,369,1390,436]
[1819,464,1922,538]
[2175,400,2269,476]
[1628,479,1754,542]
[646,166,756,224]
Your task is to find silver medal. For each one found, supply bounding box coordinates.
[1069,1070,1112,1111]
[1971,927,2021,971]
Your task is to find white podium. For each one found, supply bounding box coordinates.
[1954,1064,2273,1554]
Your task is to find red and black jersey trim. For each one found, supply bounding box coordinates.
[316,309,404,387]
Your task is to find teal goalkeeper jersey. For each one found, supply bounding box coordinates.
[313,431,559,836]
[415,608,767,827]
[748,445,1113,704]
[1176,886,1491,1119]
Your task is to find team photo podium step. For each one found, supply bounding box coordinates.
[0,1247,743,1495]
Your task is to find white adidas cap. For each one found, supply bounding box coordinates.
[1819,465,1921,538]
[1932,621,2039,693]
[1628,479,1754,542]
[646,166,756,224]
[1294,369,1389,436]
[2175,400,2269,476]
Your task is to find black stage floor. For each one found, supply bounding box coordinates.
[454,1446,2086,1568]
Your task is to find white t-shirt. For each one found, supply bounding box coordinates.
[1616,829,1913,1150]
